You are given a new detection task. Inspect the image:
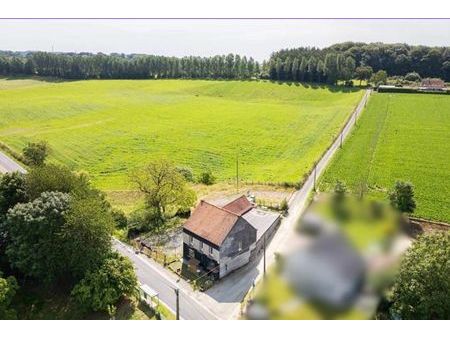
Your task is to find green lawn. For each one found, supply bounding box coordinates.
[0,78,362,191]
[320,92,450,222]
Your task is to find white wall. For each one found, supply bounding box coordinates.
[219,250,251,278]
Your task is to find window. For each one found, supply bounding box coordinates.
[189,235,193,244]
[199,241,203,249]
[238,241,242,252]
[225,264,228,271]
[209,246,213,254]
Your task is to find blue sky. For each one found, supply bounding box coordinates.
[0,19,449,61]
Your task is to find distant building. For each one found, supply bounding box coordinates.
[419,78,446,92]
[183,195,280,279]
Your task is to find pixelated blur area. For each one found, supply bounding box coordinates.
[246,193,411,320]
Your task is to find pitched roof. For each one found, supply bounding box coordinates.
[222,195,254,216]
[183,200,240,247]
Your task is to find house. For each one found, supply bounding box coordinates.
[419,78,446,92]
[182,195,281,279]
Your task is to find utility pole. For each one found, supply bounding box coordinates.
[236,153,239,194]
[313,164,317,192]
[263,234,266,280]
[175,288,180,320]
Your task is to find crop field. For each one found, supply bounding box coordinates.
[320,92,450,222]
[0,78,362,192]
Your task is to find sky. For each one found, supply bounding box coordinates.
[0,19,449,61]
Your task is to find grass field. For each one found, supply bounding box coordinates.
[320,92,450,222]
[0,78,362,192]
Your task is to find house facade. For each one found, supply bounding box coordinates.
[182,196,280,279]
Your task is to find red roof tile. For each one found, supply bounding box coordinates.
[222,195,254,216]
[184,200,240,247]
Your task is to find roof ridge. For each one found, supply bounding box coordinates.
[200,199,241,217]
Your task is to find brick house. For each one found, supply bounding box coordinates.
[182,195,280,279]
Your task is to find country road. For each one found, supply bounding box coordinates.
[0,89,371,320]
[0,151,26,174]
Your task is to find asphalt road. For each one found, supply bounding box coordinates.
[113,239,218,320]
[0,151,26,174]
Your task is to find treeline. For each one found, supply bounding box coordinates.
[0,51,260,80]
[268,42,450,82]
[0,42,449,83]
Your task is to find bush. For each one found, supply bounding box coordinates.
[176,166,194,182]
[22,141,50,166]
[404,72,421,82]
[112,209,128,229]
[280,198,288,213]
[71,252,138,315]
[391,232,450,319]
[199,170,216,185]
[389,181,416,214]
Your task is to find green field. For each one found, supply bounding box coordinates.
[320,92,450,222]
[0,78,362,191]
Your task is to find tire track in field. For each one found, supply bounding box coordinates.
[361,95,391,190]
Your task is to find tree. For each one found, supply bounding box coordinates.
[71,252,138,316]
[4,191,71,283]
[22,141,50,166]
[371,70,388,85]
[60,195,114,279]
[0,172,28,215]
[391,231,449,319]
[4,188,114,284]
[324,53,339,84]
[0,271,18,320]
[389,181,416,214]
[130,159,196,224]
[355,65,373,85]
[25,164,96,200]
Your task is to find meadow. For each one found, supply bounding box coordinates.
[320,92,450,222]
[0,78,362,194]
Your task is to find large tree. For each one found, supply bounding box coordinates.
[391,231,450,319]
[4,191,71,283]
[60,195,114,279]
[355,65,373,85]
[131,159,196,224]
[0,172,28,216]
[71,252,137,316]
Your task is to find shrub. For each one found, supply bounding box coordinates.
[404,72,421,82]
[199,170,216,185]
[389,181,416,214]
[112,209,128,229]
[280,198,288,213]
[176,166,194,182]
[22,141,50,166]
